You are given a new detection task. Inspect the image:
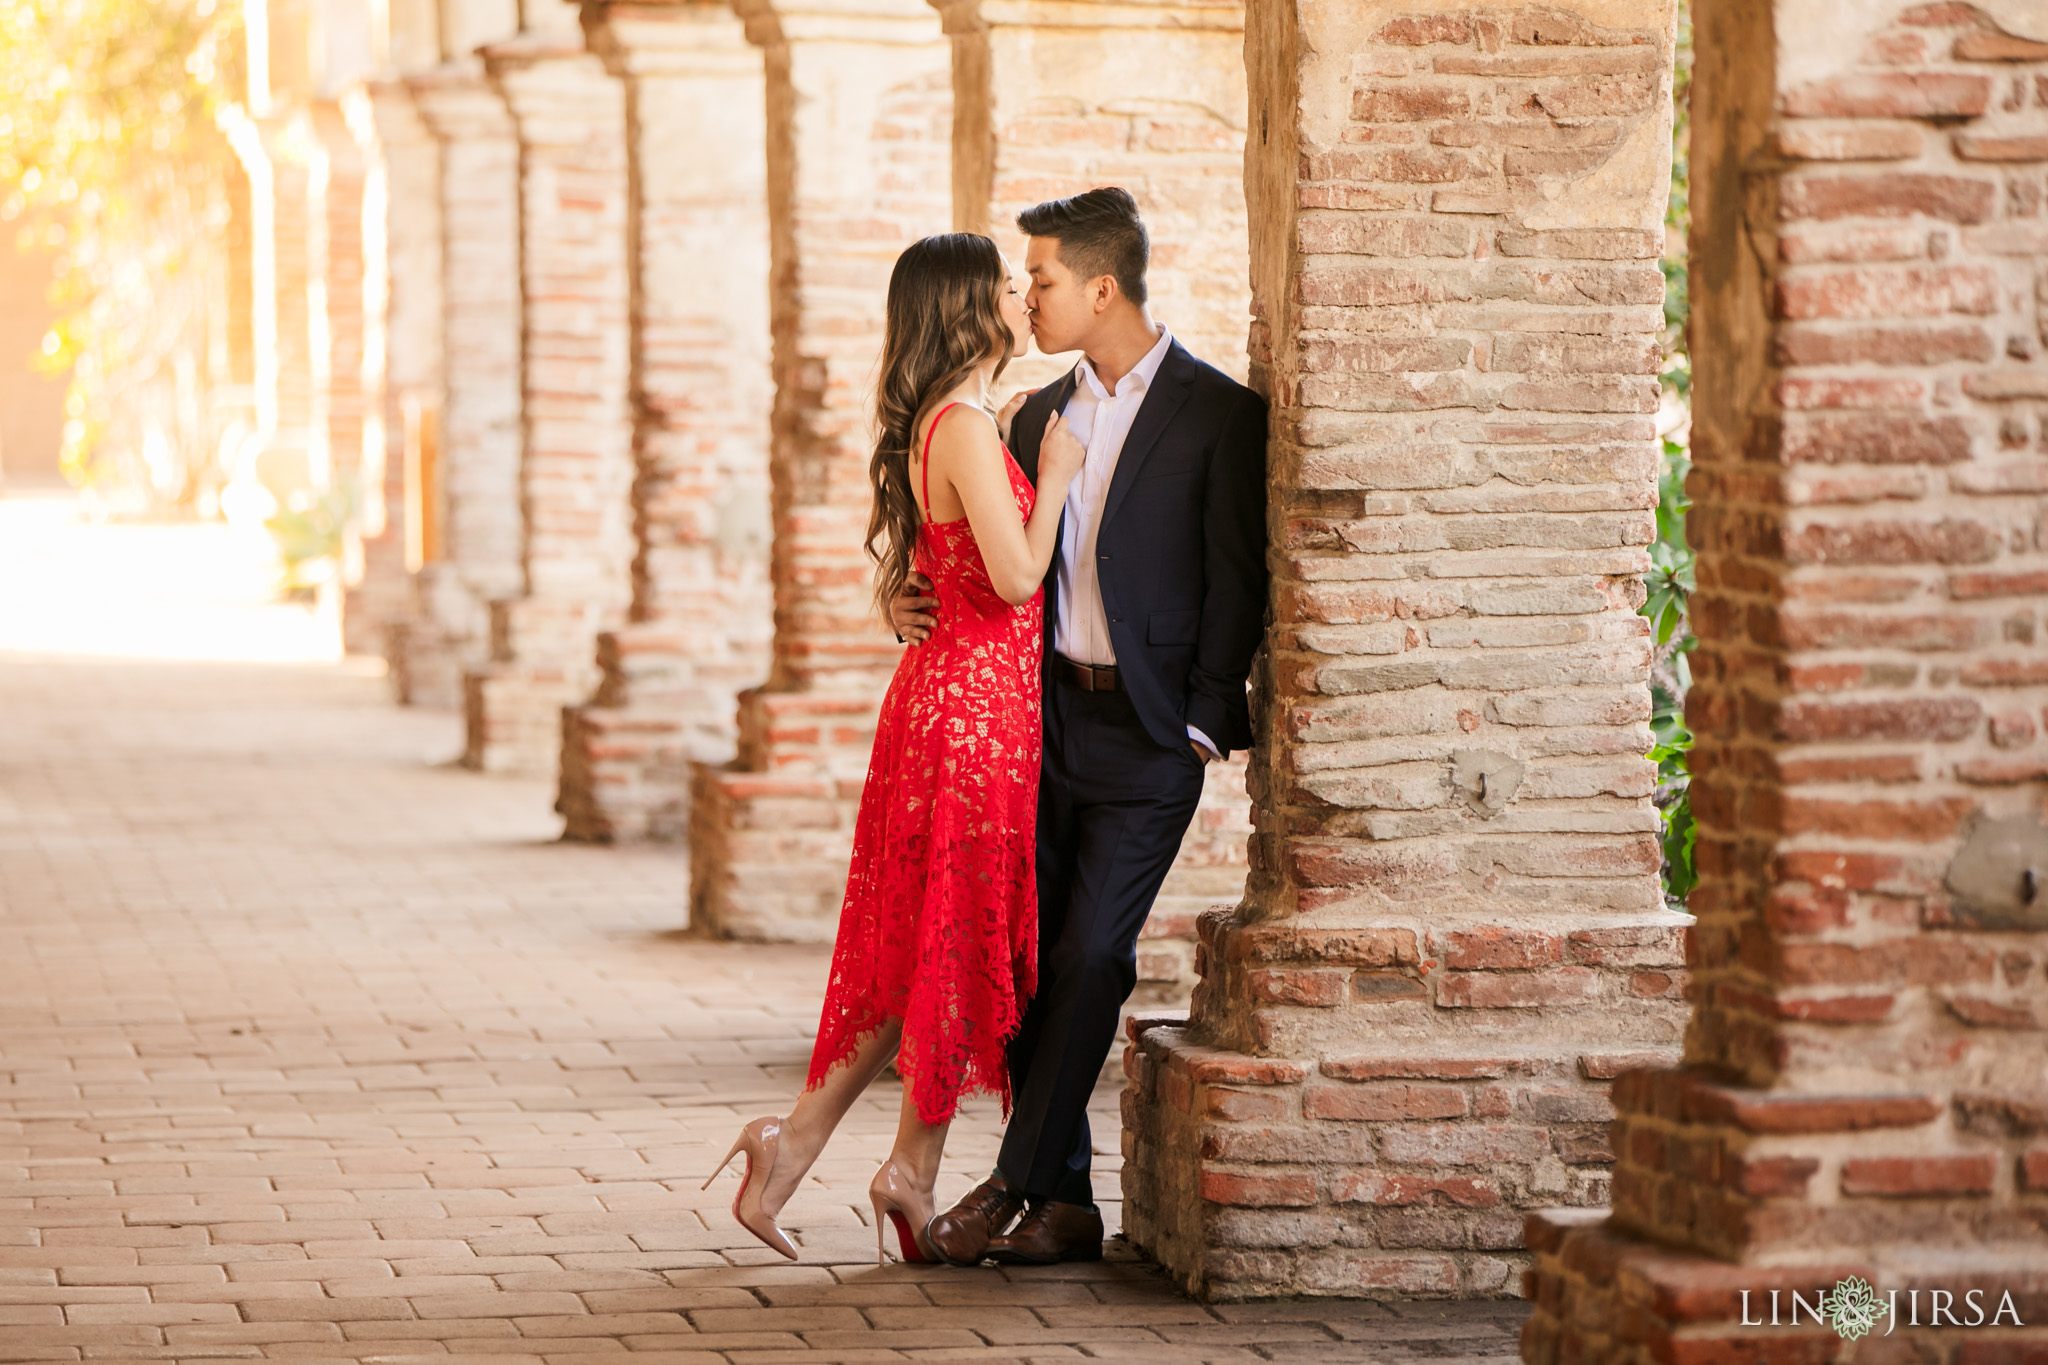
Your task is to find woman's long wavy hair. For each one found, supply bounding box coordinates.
[867,233,1015,618]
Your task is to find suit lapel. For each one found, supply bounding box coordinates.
[1017,366,1079,649]
[1099,341,1194,533]
[1015,367,1079,488]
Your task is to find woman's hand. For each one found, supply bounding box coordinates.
[995,388,1037,444]
[1039,411,1085,488]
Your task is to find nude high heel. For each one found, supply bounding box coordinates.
[869,1160,937,1265]
[703,1117,798,1260]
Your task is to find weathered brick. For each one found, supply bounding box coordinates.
[1728,1157,1822,1199]
[1186,1055,1311,1087]
[1246,968,1349,1008]
[1779,72,1992,119]
[1779,222,1931,263]
[1782,516,2003,566]
[1231,925,1419,966]
[1579,1052,1675,1079]
[1774,322,1994,366]
[1375,13,1477,44]
[1777,264,1998,319]
[1776,120,1924,160]
[1690,1089,1942,1135]
[1297,214,1477,257]
[1781,411,1974,464]
[1322,1055,1524,1081]
[1953,134,2048,161]
[1206,1087,1292,1122]
[1436,968,1602,1009]
[1201,1124,1375,1164]
[1353,84,1473,121]
[1442,927,1566,970]
[1953,30,2048,61]
[1839,1155,1996,1197]
[1333,1172,1503,1207]
[1378,1122,1554,1166]
[1304,1082,1469,1121]
[1199,1170,1318,1208]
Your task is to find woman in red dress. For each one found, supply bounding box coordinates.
[705,234,1084,1263]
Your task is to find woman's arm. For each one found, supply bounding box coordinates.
[927,406,1081,607]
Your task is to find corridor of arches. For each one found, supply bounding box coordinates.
[0,0,2043,1353]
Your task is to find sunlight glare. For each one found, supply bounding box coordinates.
[0,493,342,663]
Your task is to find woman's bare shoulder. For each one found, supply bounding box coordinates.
[924,402,1001,464]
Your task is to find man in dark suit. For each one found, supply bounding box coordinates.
[893,188,1268,1264]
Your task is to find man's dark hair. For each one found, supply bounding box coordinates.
[1016,186,1148,308]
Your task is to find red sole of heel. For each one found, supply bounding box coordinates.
[730,1152,752,1230]
[885,1208,930,1264]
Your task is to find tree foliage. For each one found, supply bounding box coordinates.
[0,0,242,505]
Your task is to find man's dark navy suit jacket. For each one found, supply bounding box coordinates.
[1006,339,1269,759]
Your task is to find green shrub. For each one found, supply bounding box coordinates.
[1646,0,1696,907]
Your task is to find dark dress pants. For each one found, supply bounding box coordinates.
[998,676,1208,1206]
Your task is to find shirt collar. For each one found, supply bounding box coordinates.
[1074,325,1173,402]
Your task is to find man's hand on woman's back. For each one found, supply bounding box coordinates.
[891,572,938,644]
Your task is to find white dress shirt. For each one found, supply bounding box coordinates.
[1053,325,1218,760]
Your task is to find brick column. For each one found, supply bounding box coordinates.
[343,76,443,668]
[1122,0,1684,1299]
[309,103,369,619]
[688,0,951,940]
[935,0,1256,1003]
[557,0,774,842]
[465,25,635,775]
[403,67,525,707]
[1526,2,2048,1359]
[269,127,318,493]
[219,113,319,498]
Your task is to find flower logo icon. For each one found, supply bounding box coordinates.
[1821,1277,1889,1340]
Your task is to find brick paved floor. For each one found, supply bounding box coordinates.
[0,503,1530,1361]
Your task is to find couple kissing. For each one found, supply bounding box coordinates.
[706,187,1267,1267]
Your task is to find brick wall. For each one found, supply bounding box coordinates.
[558,0,775,843]
[689,0,952,941]
[463,35,636,775]
[1527,2,2048,1360]
[402,69,525,708]
[1122,0,1686,1300]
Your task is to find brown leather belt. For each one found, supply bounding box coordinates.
[1052,654,1124,693]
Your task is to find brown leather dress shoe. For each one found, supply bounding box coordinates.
[984,1199,1104,1265]
[926,1172,1024,1267]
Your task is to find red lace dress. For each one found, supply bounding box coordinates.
[806,404,1044,1125]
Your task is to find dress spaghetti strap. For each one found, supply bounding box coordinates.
[919,401,963,518]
